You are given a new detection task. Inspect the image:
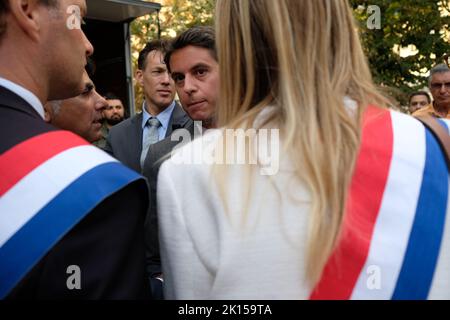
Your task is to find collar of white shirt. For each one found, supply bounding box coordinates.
[141,100,176,131]
[0,77,45,120]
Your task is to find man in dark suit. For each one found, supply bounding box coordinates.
[143,26,219,299]
[0,0,150,299]
[104,39,190,299]
[105,39,190,174]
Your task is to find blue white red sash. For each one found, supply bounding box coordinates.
[0,131,143,298]
[311,107,450,300]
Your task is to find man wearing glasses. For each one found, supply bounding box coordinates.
[414,63,450,119]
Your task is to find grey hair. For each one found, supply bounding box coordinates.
[429,63,450,87]
[48,100,63,115]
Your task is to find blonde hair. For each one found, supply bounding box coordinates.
[215,0,390,286]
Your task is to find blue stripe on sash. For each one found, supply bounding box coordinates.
[436,119,449,133]
[0,162,142,298]
[392,130,448,299]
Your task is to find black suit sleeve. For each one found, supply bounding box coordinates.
[144,158,163,279]
[8,179,151,300]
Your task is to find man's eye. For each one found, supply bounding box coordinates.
[172,74,185,83]
[196,69,207,76]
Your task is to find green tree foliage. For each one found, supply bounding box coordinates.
[130,0,215,110]
[130,0,449,111]
[350,0,450,108]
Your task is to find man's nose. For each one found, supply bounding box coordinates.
[183,75,196,94]
[95,95,108,111]
[161,71,171,84]
[82,31,94,57]
[439,84,449,94]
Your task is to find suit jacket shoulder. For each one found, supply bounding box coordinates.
[104,113,144,172]
[105,101,190,173]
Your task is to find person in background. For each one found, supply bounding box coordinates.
[0,0,150,299]
[142,26,219,300]
[105,39,189,173]
[104,39,190,299]
[413,64,450,119]
[94,92,125,149]
[157,0,450,300]
[45,70,108,143]
[409,91,431,114]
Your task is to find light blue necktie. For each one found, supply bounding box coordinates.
[140,117,161,169]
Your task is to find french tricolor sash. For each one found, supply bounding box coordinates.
[0,131,143,298]
[311,106,450,300]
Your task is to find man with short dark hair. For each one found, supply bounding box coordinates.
[104,39,189,299]
[414,64,450,119]
[409,91,431,114]
[143,26,220,300]
[105,39,189,173]
[103,92,126,126]
[0,0,150,299]
[94,92,125,149]
[165,26,218,129]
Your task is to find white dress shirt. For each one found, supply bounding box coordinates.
[0,77,44,119]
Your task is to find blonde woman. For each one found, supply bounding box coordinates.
[157,0,450,299]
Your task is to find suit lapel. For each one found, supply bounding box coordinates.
[128,112,144,171]
[165,102,190,137]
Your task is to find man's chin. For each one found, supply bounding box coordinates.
[191,115,214,127]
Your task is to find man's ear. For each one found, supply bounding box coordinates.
[135,69,144,87]
[43,103,52,123]
[8,0,45,41]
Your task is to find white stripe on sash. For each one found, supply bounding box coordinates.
[351,112,426,299]
[0,146,117,247]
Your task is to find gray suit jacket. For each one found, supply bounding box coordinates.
[104,102,189,173]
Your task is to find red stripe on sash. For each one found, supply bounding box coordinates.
[310,106,394,299]
[0,131,88,197]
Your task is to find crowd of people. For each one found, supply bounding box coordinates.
[1,0,450,300]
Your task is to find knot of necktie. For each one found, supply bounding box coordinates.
[147,117,161,129]
[140,117,162,170]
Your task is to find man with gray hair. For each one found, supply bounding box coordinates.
[44,71,107,143]
[414,63,450,119]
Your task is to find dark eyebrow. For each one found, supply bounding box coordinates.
[153,66,167,71]
[191,63,210,70]
[171,72,184,78]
